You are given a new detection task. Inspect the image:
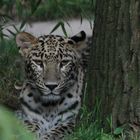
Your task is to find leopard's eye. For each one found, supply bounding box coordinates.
[60,60,70,68]
[35,60,43,67]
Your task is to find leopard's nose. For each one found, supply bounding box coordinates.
[45,84,58,91]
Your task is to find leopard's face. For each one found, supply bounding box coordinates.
[16,31,87,98]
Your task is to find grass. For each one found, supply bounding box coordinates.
[67,106,140,140]
[66,105,118,140]
[66,106,111,140]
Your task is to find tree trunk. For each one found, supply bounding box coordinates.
[87,0,140,134]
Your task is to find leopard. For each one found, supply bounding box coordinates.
[15,31,89,140]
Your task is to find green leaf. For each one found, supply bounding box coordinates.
[12,25,19,33]
[50,22,61,34]
[6,29,16,36]
[20,21,26,30]
[50,21,68,37]
[99,133,113,140]
[65,21,71,28]
[61,22,68,37]
[65,1,75,6]
[1,33,9,38]
[80,15,83,25]
[31,0,42,15]
[113,127,124,135]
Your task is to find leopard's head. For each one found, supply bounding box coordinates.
[16,31,87,99]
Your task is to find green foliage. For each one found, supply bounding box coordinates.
[50,20,69,37]
[34,0,94,20]
[65,103,111,140]
[66,104,139,140]
[0,0,42,20]
[66,120,111,140]
[0,107,36,140]
[0,0,42,39]
[113,127,124,136]
[0,39,23,109]
[0,0,95,22]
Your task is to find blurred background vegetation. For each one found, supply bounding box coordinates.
[0,0,94,21]
[0,107,36,140]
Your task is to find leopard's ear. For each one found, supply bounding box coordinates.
[16,32,38,56]
[70,31,86,43]
[69,31,87,51]
[70,31,89,69]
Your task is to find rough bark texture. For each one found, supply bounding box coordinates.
[87,0,140,134]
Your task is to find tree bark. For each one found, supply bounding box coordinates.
[87,0,140,134]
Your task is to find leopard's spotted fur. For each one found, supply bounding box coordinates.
[15,31,88,140]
